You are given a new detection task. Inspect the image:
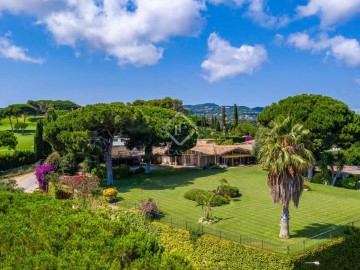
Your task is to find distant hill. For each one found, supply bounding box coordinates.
[184,103,263,120]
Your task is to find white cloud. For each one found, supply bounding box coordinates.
[287,33,360,67]
[207,0,289,28]
[0,36,45,64]
[0,0,205,66]
[355,78,360,85]
[245,0,289,28]
[201,33,267,82]
[296,0,360,27]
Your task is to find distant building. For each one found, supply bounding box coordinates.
[153,139,255,167]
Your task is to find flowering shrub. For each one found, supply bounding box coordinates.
[102,188,118,202]
[46,152,60,168]
[35,164,56,191]
[60,173,99,198]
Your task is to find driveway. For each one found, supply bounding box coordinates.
[13,172,38,193]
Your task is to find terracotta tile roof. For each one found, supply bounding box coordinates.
[190,143,252,156]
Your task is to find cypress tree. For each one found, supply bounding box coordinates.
[34,120,52,160]
[221,106,227,131]
[234,104,238,127]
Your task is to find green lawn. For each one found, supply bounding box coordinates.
[0,116,40,153]
[113,166,360,244]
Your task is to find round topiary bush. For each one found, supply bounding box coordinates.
[218,185,241,198]
[103,188,118,202]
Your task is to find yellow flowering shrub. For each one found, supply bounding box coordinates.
[102,188,118,202]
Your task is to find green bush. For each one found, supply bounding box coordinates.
[218,185,241,198]
[83,157,97,173]
[91,164,107,179]
[341,176,360,190]
[113,164,130,179]
[184,188,208,201]
[46,152,60,168]
[0,151,36,171]
[209,194,230,206]
[0,192,192,269]
[184,189,229,207]
[59,153,79,175]
[312,173,330,184]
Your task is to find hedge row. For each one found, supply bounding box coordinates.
[154,222,360,270]
[0,151,36,171]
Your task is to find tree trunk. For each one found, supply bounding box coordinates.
[279,202,290,238]
[307,167,313,180]
[144,146,152,174]
[105,143,113,185]
[8,116,13,131]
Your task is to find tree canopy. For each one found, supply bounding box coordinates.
[130,97,186,112]
[27,100,80,114]
[257,94,360,156]
[44,103,139,185]
[124,106,197,173]
[0,131,18,150]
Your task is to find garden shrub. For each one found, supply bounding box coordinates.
[113,164,130,179]
[60,173,100,198]
[83,157,97,173]
[217,185,241,198]
[0,151,36,171]
[184,188,208,201]
[59,153,78,175]
[46,152,60,169]
[91,164,107,179]
[341,176,360,190]
[184,189,230,207]
[103,187,118,202]
[208,194,229,206]
[312,173,330,184]
[35,164,56,191]
[0,192,192,269]
[140,198,160,220]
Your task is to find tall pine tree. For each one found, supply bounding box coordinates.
[234,104,238,127]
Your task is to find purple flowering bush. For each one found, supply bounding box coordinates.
[35,164,56,191]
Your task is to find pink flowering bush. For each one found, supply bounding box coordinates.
[35,164,56,191]
[60,173,99,198]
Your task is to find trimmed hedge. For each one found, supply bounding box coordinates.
[184,189,229,206]
[0,151,36,171]
[217,185,241,198]
[154,222,360,270]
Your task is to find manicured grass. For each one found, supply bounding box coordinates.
[113,166,360,243]
[0,116,40,153]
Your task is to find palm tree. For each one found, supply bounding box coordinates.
[257,116,314,238]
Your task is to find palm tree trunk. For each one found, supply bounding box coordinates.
[279,201,290,238]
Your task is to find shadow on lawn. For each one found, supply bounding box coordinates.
[292,223,350,239]
[110,167,228,192]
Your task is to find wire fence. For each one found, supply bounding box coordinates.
[118,200,360,255]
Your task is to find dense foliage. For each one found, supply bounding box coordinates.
[0,151,36,171]
[184,188,230,206]
[0,130,17,150]
[34,120,52,160]
[58,153,79,175]
[131,97,185,112]
[0,193,192,269]
[257,94,360,157]
[0,178,23,192]
[27,100,80,114]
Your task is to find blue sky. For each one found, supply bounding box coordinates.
[0,0,359,111]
